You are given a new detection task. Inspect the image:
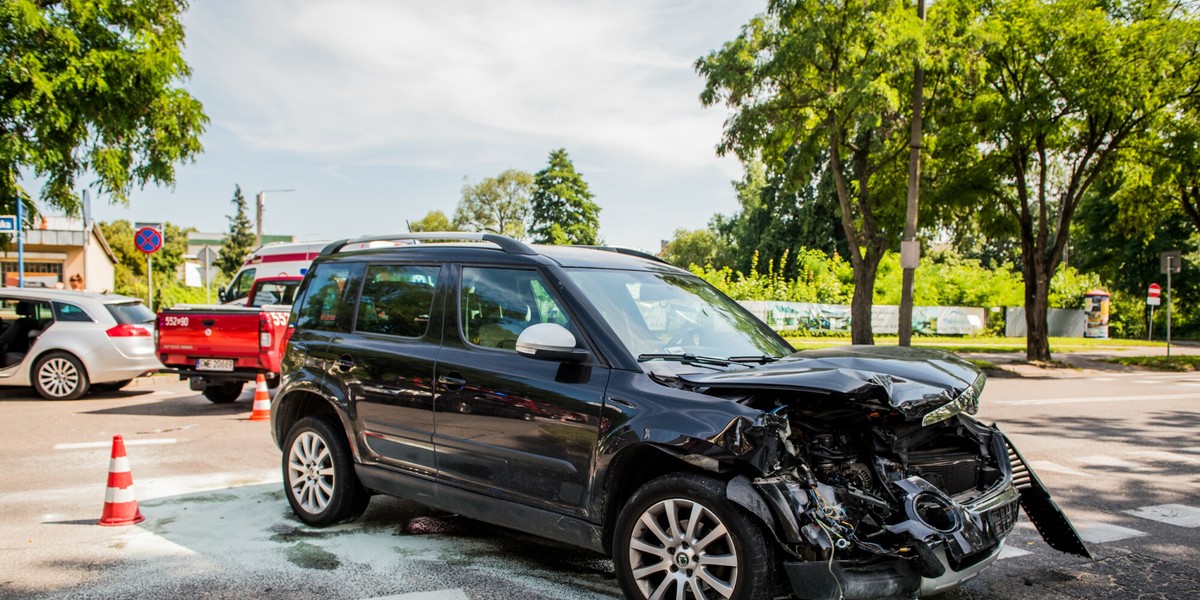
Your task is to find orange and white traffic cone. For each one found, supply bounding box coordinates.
[98,435,145,526]
[248,374,271,421]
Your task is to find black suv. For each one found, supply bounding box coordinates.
[272,233,1088,600]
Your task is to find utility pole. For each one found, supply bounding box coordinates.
[898,0,926,346]
[256,188,295,246]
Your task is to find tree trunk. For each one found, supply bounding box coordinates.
[1023,254,1052,361]
[851,251,882,345]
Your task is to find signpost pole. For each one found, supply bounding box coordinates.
[16,198,23,287]
[1149,305,1154,341]
[204,245,211,304]
[147,254,153,312]
[1167,260,1172,358]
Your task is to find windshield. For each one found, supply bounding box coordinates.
[564,269,792,362]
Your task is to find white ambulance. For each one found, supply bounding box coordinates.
[220,241,328,305]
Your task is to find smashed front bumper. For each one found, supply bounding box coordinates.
[779,474,1020,600]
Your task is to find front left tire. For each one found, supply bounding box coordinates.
[613,473,777,600]
[32,352,90,400]
[283,415,370,527]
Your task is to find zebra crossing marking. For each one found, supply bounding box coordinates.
[1077,455,1143,470]
[1124,504,1200,528]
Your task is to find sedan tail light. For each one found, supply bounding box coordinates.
[107,324,151,337]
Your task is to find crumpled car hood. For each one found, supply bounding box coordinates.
[676,345,983,419]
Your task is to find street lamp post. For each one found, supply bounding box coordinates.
[256,188,295,246]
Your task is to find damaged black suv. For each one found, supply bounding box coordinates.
[272,233,1089,600]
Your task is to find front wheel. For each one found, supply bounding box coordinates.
[32,352,90,400]
[614,473,776,600]
[283,415,369,526]
[202,382,244,403]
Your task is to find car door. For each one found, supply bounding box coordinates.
[338,262,445,479]
[433,264,610,518]
[287,260,366,403]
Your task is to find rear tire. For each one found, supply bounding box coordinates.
[32,352,90,400]
[283,415,369,526]
[202,382,244,403]
[613,473,777,600]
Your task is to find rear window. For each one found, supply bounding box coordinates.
[105,302,155,325]
[250,281,301,307]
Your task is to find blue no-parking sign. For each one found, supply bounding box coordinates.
[135,226,163,254]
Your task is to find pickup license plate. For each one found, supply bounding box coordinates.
[196,358,235,372]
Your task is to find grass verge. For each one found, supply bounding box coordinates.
[1103,355,1200,372]
[781,335,1169,354]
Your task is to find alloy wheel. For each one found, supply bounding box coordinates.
[38,357,80,398]
[288,431,336,514]
[628,498,739,599]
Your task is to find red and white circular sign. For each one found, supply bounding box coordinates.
[1148,283,1162,298]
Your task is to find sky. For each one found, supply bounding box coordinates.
[77,0,765,253]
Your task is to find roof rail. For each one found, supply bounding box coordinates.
[319,232,536,257]
[578,246,670,265]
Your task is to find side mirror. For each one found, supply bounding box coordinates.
[218,288,227,303]
[516,323,589,363]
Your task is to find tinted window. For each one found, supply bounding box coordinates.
[460,267,570,351]
[105,302,155,324]
[356,265,439,337]
[0,298,53,322]
[53,302,95,322]
[249,280,300,307]
[295,262,365,332]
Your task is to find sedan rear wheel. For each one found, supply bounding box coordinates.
[614,473,776,600]
[32,352,90,400]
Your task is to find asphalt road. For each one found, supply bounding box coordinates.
[0,365,1197,600]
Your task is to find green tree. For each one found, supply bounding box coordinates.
[529,149,601,245]
[1,0,207,215]
[943,0,1198,360]
[98,219,193,298]
[661,228,724,269]
[698,0,938,344]
[408,210,458,233]
[217,185,255,277]
[453,170,533,240]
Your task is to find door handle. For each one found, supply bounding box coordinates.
[336,355,355,371]
[437,374,467,389]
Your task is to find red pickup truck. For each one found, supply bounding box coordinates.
[156,277,301,403]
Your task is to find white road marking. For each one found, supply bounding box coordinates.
[1027,460,1094,475]
[1125,450,1200,465]
[54,438,178,450]
[365,591,471,600]
[1124,504,1200,528]
[1176,382,1200,388]
[1092,377,1117,382]
[1070,520,1148,544]
[996,393,1199,406]
[1077,455,1143,470]
[151,390,177,397]
[998,545,1032,559]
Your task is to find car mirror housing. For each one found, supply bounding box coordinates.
[516,323,588,363]
[217,288,227,303]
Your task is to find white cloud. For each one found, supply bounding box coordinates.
[184,0,756,171]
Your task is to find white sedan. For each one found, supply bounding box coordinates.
[0,288,162,399]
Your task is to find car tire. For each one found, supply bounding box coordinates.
[91,379,133,393]
[32,352,90,400]
[202,382,244,403]
[283,415,370,527]
[613,473,776,600]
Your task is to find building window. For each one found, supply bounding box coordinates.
[2,262,64,288]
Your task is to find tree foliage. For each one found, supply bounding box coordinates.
[698,0,947,344]
[453,170,532,240]
[1,0,207,214]
[529,149,601,245]
[217,185,255,277]
[941,0,1199,360]
[661,228,725,270]
[408,210,458,233]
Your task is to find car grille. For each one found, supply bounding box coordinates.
[908,450,981,496]
[985,497,1021,538]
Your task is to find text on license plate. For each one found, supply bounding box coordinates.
[196,358,235,372]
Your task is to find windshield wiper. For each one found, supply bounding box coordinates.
[637,353,738,367]
[726,355,779,364]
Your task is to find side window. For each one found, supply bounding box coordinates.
[356,264,440,338]
[228,268,257,302]
[52,302,94,322]
[461,267,571,351]
[294,263,365,332]
[249,281,300,307]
